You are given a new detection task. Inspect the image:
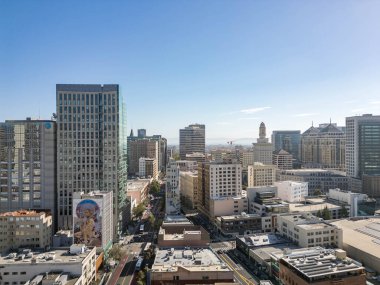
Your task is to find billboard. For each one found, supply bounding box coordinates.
[73,198,103,247]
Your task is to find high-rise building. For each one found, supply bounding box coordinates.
[166,158,181,215]
[346,114,380,179]
[0,119,57,230]
[271,130,301,160]
[252,122,273,165]
[128,130,167,173]
[247,163,276,187]
[128,139,158,176]
[179,171,198,210]
[139,157,158,179]
[56,84,127,237]
[273,149,293,170]
[179,124,205,160]
[198,162,242,217]
[300,122,345,170]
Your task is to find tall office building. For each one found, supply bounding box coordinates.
[300,122,345,170]
[346,114,380,179]
[56,84,127,237]
[252,122,273,165]
[179,124,205,160]
[0,119,57,230]
[271,130,301,160]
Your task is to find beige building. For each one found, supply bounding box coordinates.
[128,139,158,176]
[157,223,210,247]
[248,163,276,187]
[180,171,198,209]
[151,248,234,285]
[0,210,52,254]
[272,149,293,170]
[253,122,273,165]
[210,196,248,218]
[288,198,346,220]
[241,151,255,168]
[277,213,340,248]
[330,217,380,274]
[125,179,150,205]
[279,248,365,285]
[0,245,96,285]
[138,157,158,179]
[300,123,345,170]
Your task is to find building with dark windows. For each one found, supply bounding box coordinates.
[0,118,57,230]
[56,84,127,238]
[179,124,205,160]
[271,130,301,160]
[346,114,380,179]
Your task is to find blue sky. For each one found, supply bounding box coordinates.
[1,1,380,144]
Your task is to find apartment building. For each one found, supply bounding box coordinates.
[128,139,158,176]
[138,157,158,179]
[0,210,52,254]
[248,163,276,187]
[166,159,181,215]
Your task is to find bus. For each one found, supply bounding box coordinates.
[135,257,143,271]
[139,224,144,233]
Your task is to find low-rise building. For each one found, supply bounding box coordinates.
[180,171,198,210]
[215,213,261,235]
[288,198,347,220]
[330,217,380,274]
[126,178,150,205]
[277,213,340,248]
[210,196,248,218]
[0,245,96,285]
[0,210,52,254]
[158,224,210,247]
[250,191,289,216]
[278,247,365,285]
[150,248,234,285]
[274,181,308,203]
[236,233,291,257]
[53,230,73,247]
[327,188,368,217]
[248,163,276,187]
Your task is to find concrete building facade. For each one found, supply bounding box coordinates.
[0,119,57,230]
[274,181,308,203]
[0,210,52,254]
[253,122,273,165]
[248,163,276,188]
[179,124,205,160]
[179,171,198,210]
[166,159,181,215]
[138,157,158,179]
[273,149,293,170]
[56,84,128,237]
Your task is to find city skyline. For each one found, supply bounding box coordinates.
[1,1,380,144]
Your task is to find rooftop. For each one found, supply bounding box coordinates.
[218,213,260,221]
[163,215,192,225]
[288,202,341,213]
[0,210,49,217]
[152,248,231,273]
[0,246,95,265]
[281,248,363,279]
[330,218,380,259]
[237,233,290,247]
[126,179,150,192]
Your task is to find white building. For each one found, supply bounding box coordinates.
[72,191,113,251]
[248,163,276,187]
[274,181,308,202]
[209,196,248,218]
[209,163,242,198]
[327,188,368,217]
[166,159,181,215]
[277,213,340,248]
[0,245,96,285]
[253,122,273,165]
[138,157,158,179]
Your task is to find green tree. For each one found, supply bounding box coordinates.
[149,179,160,195]
[108,244,126,261]
[340,204,349,218]
[133,203,146,218]
[316,210,322,218]
[149,213,155,226]
[322,206,331,220]
[314,189,322,196]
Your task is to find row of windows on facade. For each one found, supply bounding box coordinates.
[59,105,117,113]
[58,114,118,123]
[58,93,117,106]
[59,125,118,134]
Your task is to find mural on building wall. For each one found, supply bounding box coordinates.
[73,199,102,246]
